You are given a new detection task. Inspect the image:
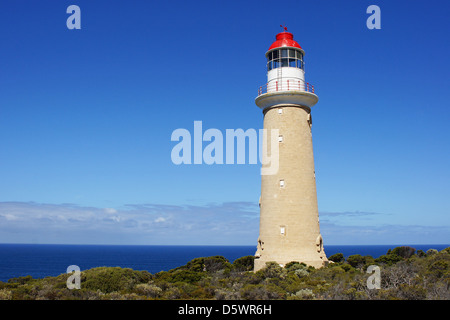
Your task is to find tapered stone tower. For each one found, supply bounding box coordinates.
[254,28,328,271]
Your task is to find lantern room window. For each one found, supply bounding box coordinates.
[267,48,304,71]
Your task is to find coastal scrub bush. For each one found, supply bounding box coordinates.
[283,262,309,278]
[284,261,306,271]
[204,256,231,273]
[240,283,285,300]
[181,256,231,273]
[82,267,152,293]
[7,275,34,285]
[232,256,254,271]
[134,282,162,298]
[346,255,367,269]
[288,288,314,300]
[161,269,204,284]
[2,248,449,300]
[0,289,12,300]
[375,253,403,266]
[416,250,426,257]
[426,256,449,279]
[340,264,354,272]
[328,253,344,263]
[256,262,284,279]
[391,246,416,259]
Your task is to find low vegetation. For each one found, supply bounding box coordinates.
[0,246,448,300]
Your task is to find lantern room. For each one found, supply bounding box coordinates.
[265,31,306,93]
[255,28,318,110]
[266,41,305,71]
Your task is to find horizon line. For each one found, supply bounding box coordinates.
[0,242,448,247]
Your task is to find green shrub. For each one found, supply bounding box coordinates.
[134,283,162,298]
[284,261,306,271]
[391,246,416,259]
[7,275,34,285]
[0,289,13,300]
[240,283,285,300]
[375,254,403,266]
[289,288,314,300]
[328,253,344,263]
[282,262,309,279]
[346,255,365,268]
[181,256,231,273]
[3,248,449,300]
[416,250,426,257]
[256,262,284,279]
[397,284,427,300]
[163,270,204,284]
[233,256,255,271]
[440,247,450,254]
[82,267,152,293]
[427,259,449,278]
[340,264,354,272]
[204,256,231,273]
[240,284,265,299]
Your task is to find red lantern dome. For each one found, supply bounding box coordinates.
[268,32,302,51]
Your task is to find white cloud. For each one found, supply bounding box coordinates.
[1,213,19,221]
[320,210,386,217]
[320,221,450,245]
[0,201,447,246]
[0,201,260,245]
[104,208,118,214]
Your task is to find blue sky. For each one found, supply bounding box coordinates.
[0,0,449,245]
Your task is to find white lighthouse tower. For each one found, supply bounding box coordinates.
[254,28,328,271]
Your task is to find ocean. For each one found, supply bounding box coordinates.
[0,243,448,282]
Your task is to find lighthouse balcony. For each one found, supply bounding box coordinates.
[257,79,315,96]
[255,80,318,110]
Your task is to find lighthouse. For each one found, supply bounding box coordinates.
[254,28,328,271]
